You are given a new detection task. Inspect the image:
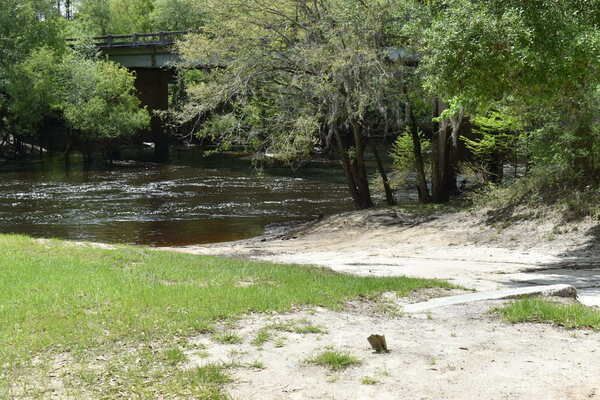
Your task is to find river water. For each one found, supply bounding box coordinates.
[0,151,353,246]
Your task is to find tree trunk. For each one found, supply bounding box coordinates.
[334,127,362,207]
[430,99,456,203]
[408,105,431,203]
[371,142,396,206]
[431,124,450,202]
[334,126,374,210]
[351,123,374,209]
[486,153,504,183]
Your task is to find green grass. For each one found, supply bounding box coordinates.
[251,329,272,347]
[0,234,453,397]
[195,364,233,385]
[361,376,379,385]
[164,347,186,365]
[248,360,266,369]
[498,297,600,330]
[307,350,361,371]
[267,319,327,334]
[213,332,244,344]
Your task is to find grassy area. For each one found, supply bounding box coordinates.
[498,298,600,330]
[0,234,452,398]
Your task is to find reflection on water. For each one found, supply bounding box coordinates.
[0,152,353,246]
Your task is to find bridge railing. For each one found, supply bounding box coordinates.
[66,30,198,49]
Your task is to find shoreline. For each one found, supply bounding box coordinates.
[164,206,600,305]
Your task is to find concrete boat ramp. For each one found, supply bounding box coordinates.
[403,284,580,313]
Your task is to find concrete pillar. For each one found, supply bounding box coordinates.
[133,68,173,162]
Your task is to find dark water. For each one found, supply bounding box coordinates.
[0,152,353,246]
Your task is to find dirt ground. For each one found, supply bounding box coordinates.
[165,207,600,399]
[187,299,600,400]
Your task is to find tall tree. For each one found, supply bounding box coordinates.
[417,0,600,179]
[8,47,150,159]
[178,0,422,209]
[0,0,64,139]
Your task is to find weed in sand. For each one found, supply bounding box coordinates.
[497,297,600,330]
[192,321,216,334]
[213,332,243,345]
[361,376,379,385]
[195,350,210,358]
[251,329,272,347]
[268,319,327,334]
[374,301,403,317]
[307,350,361,371]
[194,364,233,385]
[248,360,266,369]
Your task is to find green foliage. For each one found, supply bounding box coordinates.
[461,107,526,181]
[74,0,207,34]
[466,109,524,156]
[419,0,600,104]
[150,0,206,31]
[7,48,149,142]
[5,48,65,135]
[0,0,65,135]
[418,0,600,178]
[60,53,150,139]
[390,131,431,181]
[75,0,154,35]
[498,298,600,330]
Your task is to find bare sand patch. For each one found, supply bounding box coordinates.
[185,301,600,400]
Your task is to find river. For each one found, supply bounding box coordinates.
[0,151,353,246]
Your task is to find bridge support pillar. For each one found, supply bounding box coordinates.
[133,68,173,162]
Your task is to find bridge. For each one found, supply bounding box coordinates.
[68,31,196,161]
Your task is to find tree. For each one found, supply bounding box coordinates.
[0,0,64,138]
[60,50,151,158]
[150,0,206,31]
[7,46,150,160]
[463,106,525,183]
[177,0,423,209]
[74,0,112,35]
[74,0,207,34]
[416,0,600,181]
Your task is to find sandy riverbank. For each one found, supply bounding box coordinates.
[166,206,600,301]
